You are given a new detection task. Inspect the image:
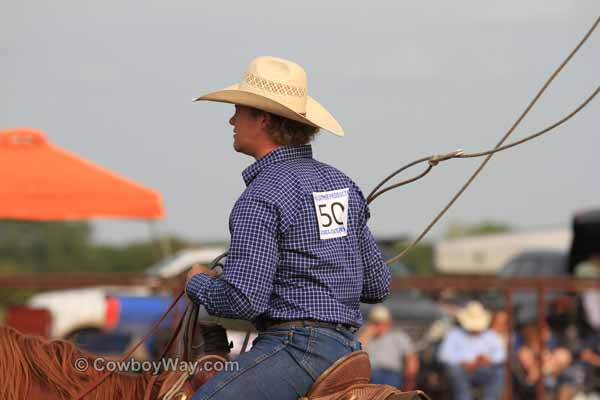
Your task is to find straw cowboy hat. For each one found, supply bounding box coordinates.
[193,56,344,137]
[368,305,392,323]
[456,301,491,332]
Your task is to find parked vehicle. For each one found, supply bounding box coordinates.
[480,249,570,325]
[7,247,225,357]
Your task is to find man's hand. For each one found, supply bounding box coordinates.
[476,355,491,367]
[186,263,219,287]
[460,359,478,372]
[357,323,378,345]
[581,349,600,367]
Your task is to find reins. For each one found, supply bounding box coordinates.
[73,290,185,400]
[74,252,229,399]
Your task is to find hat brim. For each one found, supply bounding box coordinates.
[193,84,344,137]
[457,310,491,332]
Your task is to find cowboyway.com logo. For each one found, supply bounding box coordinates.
[73,356,239,375]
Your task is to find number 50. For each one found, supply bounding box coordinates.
[318,202,345,227]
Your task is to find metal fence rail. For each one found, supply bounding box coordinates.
[0,273,169,289]
[1,274,599,399]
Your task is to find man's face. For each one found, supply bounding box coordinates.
[372,320,391,335]
[228,105,265,157]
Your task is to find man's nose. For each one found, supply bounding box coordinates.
[229,115,235,126]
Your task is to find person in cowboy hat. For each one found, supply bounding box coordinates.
[186,56,391,399]
[438,301,507,400]
[359,305,420,390]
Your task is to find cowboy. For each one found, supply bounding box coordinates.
[359,305,420,390]
[185,56,391,400]
[438,301,506,400]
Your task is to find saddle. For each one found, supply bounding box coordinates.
[299,351,431,400]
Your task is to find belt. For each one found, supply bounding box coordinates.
[261,319,358,333]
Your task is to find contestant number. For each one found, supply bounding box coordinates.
[312,188,349,240]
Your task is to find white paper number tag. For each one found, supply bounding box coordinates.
[312,188,349,240]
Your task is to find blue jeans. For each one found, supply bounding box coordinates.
[192,325,361,400]
[446,364,505,400]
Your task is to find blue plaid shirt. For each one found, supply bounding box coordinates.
[186,145,390,327]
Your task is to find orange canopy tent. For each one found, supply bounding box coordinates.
[0,128,164,221]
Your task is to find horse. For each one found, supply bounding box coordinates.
[0,323,230,400]
[1,321,435,400]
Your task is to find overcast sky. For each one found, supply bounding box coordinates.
[2,1,599,244]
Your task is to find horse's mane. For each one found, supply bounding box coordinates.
[0,325,160,400]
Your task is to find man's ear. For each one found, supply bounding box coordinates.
[259,112,271,129]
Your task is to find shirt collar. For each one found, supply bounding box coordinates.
[242,145,313,186]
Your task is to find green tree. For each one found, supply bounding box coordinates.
[444,220,512,239]
[393,241,434,275]
[90,236,190,273]
[0,220,95,272]
[378,239,434,276]
[0,220,192,274]
[0,220,193,309]
[0,260,39,306]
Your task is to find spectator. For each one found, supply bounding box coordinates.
[557,330,600,400]
[574,254,600,331]
[514,321,573,397]
[359,305,419,390]
[490,310,510,347]
[438,301,506,400]
[577,332,600,386]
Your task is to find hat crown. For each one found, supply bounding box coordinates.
[369,305,391,323]
[457,301,491,331]
[240,56,308,113]
[250,56,306,86]
[462,302,486,318]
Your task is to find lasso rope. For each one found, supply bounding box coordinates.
[367,16,600,265]
[367,85,600,204]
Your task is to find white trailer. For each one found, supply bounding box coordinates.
[434,227,571,274]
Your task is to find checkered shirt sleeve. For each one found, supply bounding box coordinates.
[186,195,279,320]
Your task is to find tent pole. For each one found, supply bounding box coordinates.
[148,220,172,258]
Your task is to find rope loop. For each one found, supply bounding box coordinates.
[428,149,464,166]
